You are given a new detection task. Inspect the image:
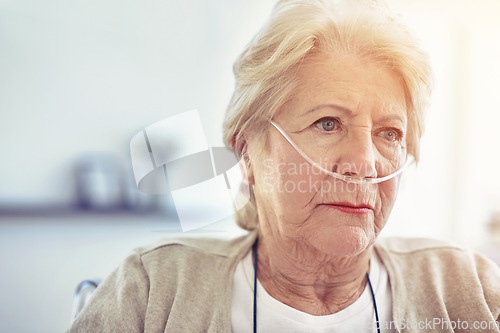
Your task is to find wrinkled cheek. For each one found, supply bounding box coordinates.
[376,178,401,229]
[254,161,323,218]
[261,168,318,204]
[252,169,311,238]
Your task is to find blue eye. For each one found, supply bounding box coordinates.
[379,128,402,142]
[315,117,339,131]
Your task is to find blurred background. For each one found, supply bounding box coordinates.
[1,0,500,331]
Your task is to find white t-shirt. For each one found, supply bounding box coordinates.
[231,249,395,333]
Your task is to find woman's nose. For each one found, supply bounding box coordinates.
[333,132,377,179]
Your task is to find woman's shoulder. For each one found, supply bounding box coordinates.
[374,237,500,296]
[374,236,500,273]
[68,232,257,332]
[375,237,500,322]
[375,236,464,254]
[124,231,257,279]
[132,231,257,262]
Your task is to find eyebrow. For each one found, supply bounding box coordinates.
[305,104,353,116]
[306,104,407,124]
[377,113,407,125]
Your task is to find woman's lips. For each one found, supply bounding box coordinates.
[322,202,374,215]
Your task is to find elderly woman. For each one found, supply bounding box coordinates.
[69,0,500,332]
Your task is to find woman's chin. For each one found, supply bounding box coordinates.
[308,226,374,258]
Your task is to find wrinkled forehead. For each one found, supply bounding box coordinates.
[276,51,408,126]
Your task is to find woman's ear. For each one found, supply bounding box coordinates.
[239,142,255,186]
[233,134,254,186]
[239,155,254,186]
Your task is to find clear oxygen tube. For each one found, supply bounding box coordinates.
[268,120,411,185]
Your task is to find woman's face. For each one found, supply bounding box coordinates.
[249,53,408,258]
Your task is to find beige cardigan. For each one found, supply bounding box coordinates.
[68,232,500,332]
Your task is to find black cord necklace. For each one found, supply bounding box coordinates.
[252,238,381,333]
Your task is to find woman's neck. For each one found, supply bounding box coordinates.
[255,234,372,316]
